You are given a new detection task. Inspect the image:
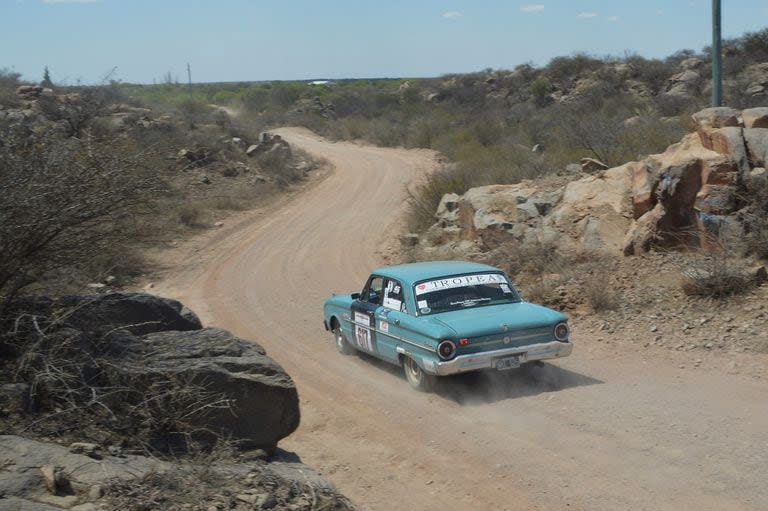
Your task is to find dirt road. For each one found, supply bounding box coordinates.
[153,128,768,511]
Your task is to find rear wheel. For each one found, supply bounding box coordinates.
[403,356,436,392]
[332,322,354,355]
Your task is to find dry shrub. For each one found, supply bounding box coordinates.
[679,234,753,298]
[680,265,753,298]
[522,277,560,306]
[583,276,619,312]
[177,203,208,228]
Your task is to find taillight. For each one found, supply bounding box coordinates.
[554,322,569,342]
[438,340,456,360]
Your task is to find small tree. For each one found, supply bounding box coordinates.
[41,66,53,88]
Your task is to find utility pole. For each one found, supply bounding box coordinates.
[187,62,192,87]
[712,0,722,106]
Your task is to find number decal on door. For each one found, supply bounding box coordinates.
[354,312,374,351]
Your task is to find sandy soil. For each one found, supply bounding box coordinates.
[150,128,768,511]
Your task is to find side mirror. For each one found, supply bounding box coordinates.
[351,292,360,300]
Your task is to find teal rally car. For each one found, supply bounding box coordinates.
[323,261,572,391]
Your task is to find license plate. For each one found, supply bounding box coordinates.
[495,356,521,370]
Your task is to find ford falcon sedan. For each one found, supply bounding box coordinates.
[322,261,572,391]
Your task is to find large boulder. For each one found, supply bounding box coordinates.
[57,293,202,335]
[550,164,634,252]
[119,328,300,452]
[665,69,700,97]
[695,126,750,178]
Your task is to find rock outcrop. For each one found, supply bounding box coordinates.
[419,107,768,258]
[119,328,300,451]
[0,435,352,511]
[3,293,300,453]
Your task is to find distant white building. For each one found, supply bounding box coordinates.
[309,80,335,86]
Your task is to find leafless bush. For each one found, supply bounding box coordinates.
[679,235,753,298]
[0,127,163,312]
[583,276,619,312]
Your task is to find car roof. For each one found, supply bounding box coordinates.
[372,261,503,286]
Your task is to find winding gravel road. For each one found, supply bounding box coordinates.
[154,128,768,511]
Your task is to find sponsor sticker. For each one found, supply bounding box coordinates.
[379,320,389,333]
[383,296,401,310]
[414,273,507,296]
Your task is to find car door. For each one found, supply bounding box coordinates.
[374,278,407,363]
[350,275,383,355]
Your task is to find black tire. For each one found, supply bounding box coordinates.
[332,322,355,355]
[403,356,436,392]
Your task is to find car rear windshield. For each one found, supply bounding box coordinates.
[413,273,521,315]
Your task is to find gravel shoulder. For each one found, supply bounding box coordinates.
[150,128,768,511]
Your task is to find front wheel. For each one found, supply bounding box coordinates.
[403,356,436,392]
[333,324,355,355]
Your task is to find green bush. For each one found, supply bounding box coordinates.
[530,76,552,107]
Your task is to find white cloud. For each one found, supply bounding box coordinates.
[576,12,598,19]
[442,11,463,19]
[42,0,99,3]
[607,15,619,22]
[520,4,545,13]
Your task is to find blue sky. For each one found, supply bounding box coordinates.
[1,0,768,84]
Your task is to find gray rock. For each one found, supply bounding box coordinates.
[692,107,741,129]
[57,293,203,335]
[665,70,700,97]
[680,57,704,70]
[121,328,300,452]
[515,201,540,221]
[746,167,767,192]
[68,443,101,459]
[0,435,168,500]
[436,193,461,223]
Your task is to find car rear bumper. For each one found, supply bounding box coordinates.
[432,340,573,376]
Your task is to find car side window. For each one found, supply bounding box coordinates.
[383,279,407,313]
[362,276,383,305]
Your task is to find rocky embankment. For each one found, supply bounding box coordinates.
[0,293,353,510]
[415,106,768,259]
